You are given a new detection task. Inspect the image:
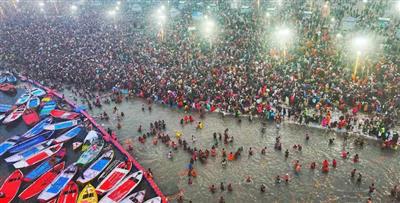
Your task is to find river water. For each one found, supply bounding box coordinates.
[64,91,399,203]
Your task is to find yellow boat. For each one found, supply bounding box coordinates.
[77,184,98,203]
[41,97,51,102]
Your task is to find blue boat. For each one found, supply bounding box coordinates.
[24,158,64,182]
[9,130,54,154]
[5,139,54,163]
[54,125,83,143]
[20,117,53,139]
[0,135,20,156]
[6,75,17,84]
[38,164,77,201]
[15,93,31,105]
[27,96,40,109]
[44,119,81,131]
[0,103,12,113]
[30,88,46,97]
[0,76,6,84]
[39,101,57,117]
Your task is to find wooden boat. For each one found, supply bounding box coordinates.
[9,130,54,154]
[38,164,78,202]
[39,101,57,117]
[96,161,133,195]
[73,142,82,150]
[13,143,63,169]
[54,125,83,143]
[22,109,40,126]
[99,170,143,203]
[44,119,81,131]
[120,190,146,203]
[5,139,54,163]
[2,105,25,124]
[0,135,20,156]
[18,162,65,200]
[15,93,31,105]
[0,170,23,203]
[57,181,79,203]
[27,96,40,109]
[0,84,16,94]
[81,130,99,151]
[77,183,98,203]
[0,103,12,113]
[20,116,53,139]
[76,139,104,166]
[30,88,46,97]
[76,150,114,184]
[50,109,80,120]
[144,197,162,203]
[24,154,64,182]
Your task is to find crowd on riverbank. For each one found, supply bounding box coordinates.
[1,1,399,139]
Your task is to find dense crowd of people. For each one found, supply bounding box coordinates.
[1,1,399,141]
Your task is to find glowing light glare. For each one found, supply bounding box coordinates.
[397,1,400,11]
[266,12,271,18]
[363,0,368,3]
[331,17,335,22]
[203,18,215,36]
[38,2,45,7]
[277,28,291,38]
[108,10,116,16]
[160,5,165,10]
[336,33,342,38]
[115,6,120,11]
[352,36,369,53]
[117,1,121,5]
[70,5,78,12]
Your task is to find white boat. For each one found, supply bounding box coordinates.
[43,119,80,131]
[13,143,63,169]
[75,139,104,166]
[81,130,99,151]
[5,139,54,163]
[76,150,114,184]
[54,125,83,143]
[2,105,25,124]
[120,190,146,203]
[99,171,143,203]
[37,164,77,202]
[144,197,162,203]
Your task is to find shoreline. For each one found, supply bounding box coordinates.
[23,77,168,202]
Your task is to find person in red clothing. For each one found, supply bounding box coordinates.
[332,159,337,168]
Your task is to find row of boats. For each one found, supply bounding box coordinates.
[0,85,162,202]
[0,72,17,95]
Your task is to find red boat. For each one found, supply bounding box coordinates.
[22,109,40,126]
[18,162,65,200]
[0,170,24,203]
[57,181,79,203]
[50,109,80,120]
[0,84,16,95]
[96,161,132,195]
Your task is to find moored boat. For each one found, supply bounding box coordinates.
[39,100,57,117]
[22,109,40,126]
[144,196,162,203]
[50,109,80,120]
[57,181,79,203]
[120,190,146,203]
[81,130,99,151]
[13,143,63,169]
[20,116,53,139]
[8,130,54,154]
[76,139,104,166]
[76,150,114,184]
[44,119,81,131]
[0,135,20,156]
[30,87,46,97]
[99,170,143,203]
[24,153,64,182]
[0,103,12,113]
[0,170,23,203]
[0,83,17,94]
[77,183,98,203]
[2,105,25,124]
[18,162,65,200]
[95,161,132,195]
[5,139,54,163]
[27,96,40,109]
[38,164,78,202]
[15,93,30,105]
[54,125,83,143]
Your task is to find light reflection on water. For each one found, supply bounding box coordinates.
[67,93,400,203]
